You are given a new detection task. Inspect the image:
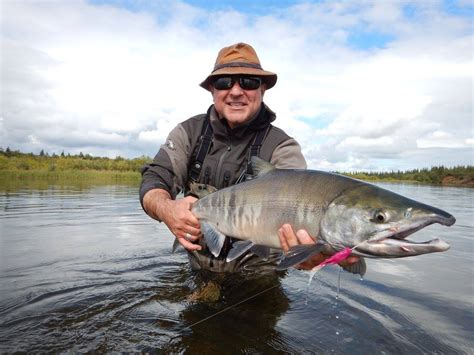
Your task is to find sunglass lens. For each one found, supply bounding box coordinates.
[213,77,233,90]
[213,76,262,90]
[239,77,261,90]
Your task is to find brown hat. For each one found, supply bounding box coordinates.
[200,42,277,91]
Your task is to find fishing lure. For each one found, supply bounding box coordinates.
[312,247,353,272]
[306,247,353,291]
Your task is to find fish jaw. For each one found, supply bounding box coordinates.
[356,237,450,258]
[320,184,455,258]
[352,217,453,258]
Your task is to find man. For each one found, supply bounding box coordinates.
[140,43,358,272]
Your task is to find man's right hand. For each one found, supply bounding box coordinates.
[142,189,202,251]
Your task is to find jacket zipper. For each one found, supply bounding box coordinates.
[215,143,231,188]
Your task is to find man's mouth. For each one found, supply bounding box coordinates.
[227,102,246,107]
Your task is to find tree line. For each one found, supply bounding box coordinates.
[1,147,473,186]
[0,147,150,173]
[344,165,473,185]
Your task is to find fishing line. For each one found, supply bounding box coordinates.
[351,240,367,250]
[183,242,369,331]
[305,240,369,300]
[182,283,280,331]
[335,268,342,300]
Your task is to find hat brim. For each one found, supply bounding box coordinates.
[200,67,277,91]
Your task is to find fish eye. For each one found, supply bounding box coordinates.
[373,210,388,223]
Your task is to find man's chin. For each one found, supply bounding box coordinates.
[225,114,250,127]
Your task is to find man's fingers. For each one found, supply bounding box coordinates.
[183,225,201,239]
[295,229,315,244]
[279,224,317,253]
[183,195,198,204]
[185,213,201,229]
[278,227,289,252]
[183,233,198,242]
[178,237,202,251]
[281,224,298,248]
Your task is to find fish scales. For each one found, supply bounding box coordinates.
[193,169,351,248]
[190,157,455,267]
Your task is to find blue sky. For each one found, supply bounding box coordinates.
[88,0,473,50]
[2,0,473,171]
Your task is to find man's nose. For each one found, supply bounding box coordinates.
[229,81,244,95]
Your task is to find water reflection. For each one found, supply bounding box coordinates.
[0,182,472,353]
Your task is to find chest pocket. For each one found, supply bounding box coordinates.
[186,116,274,191]
[200,153,246,189]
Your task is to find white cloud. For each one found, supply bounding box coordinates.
[1,0,472,170]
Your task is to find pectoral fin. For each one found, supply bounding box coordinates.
[341,257,367,277]
[276,243,327,270]
[201,221,226,258]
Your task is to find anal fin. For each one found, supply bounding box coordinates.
[250,245,271,260]
[226,240,255,262]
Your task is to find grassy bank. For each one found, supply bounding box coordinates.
[0,149,146,184]
[1,148,473,187]
[0,169,141,182]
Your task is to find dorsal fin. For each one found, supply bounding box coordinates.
[251,157,275,177]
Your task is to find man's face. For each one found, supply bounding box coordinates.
[210,76,266,128]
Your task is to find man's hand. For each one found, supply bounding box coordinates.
[278,224,360,270]
[143,189,202,251]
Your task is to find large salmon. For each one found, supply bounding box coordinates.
[190,158,455,275]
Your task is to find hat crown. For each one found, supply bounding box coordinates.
[214,43,261,69]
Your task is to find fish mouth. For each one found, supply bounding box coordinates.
[356,214,455,257]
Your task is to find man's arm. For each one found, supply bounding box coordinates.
[270,137,307,169]
[140,119,205,251]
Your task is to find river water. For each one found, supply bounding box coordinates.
[0,180,472,353]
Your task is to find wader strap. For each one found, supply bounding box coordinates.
[188,114,213,183]
[235,124,272,184]
[246,124,272,175]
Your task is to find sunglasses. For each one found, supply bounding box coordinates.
[212,76,262,90]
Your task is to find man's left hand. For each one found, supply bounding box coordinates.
[278,223,360,270]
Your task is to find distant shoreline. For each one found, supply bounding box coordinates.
[1,169,472,188]
[342,174,474,188]
[1,149,473,187]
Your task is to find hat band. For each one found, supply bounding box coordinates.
[212,61,263,72]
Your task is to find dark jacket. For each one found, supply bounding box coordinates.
[140,103,306,202]
[140,103,306,272]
